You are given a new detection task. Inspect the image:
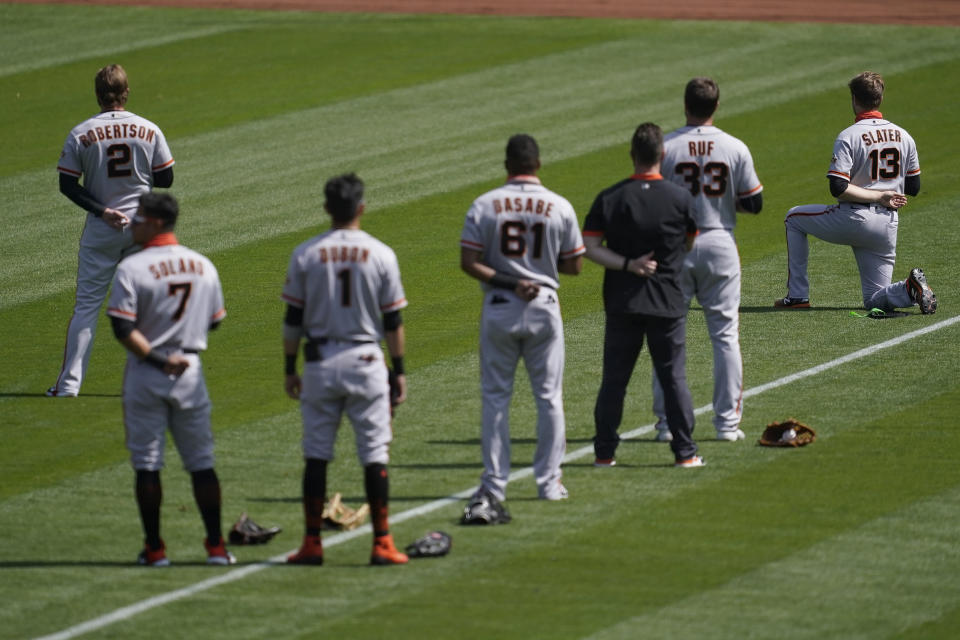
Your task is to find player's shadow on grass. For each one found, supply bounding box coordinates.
[0,392,121,398]
[739,305,861,313]
[0,560,247,568]
[427,437,593,446]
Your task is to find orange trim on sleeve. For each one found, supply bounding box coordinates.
[561,245,586,258]
[57,166,82,177]
[281,293,304,306]
[460,239,483,250]
[107,307,137,319]
[152,158,175,171]
[738,184,763,197]
[827,170,850,180]
[381,298,407,312]
[211,308,226,321]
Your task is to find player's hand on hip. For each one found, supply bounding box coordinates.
[515,280,540,301]
[627,251,658,277]
[284,374,302,399]
[879,191,907,209]
[163,355,190,377]
[102,207,130,230]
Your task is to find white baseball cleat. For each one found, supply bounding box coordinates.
[716,429,745,442]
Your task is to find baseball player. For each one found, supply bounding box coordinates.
[106,192,234,567]
[282,173,409,566]
[49,63,175,397]
[775,71,936,314]
[459,134,585,518]
[651,77,763,443]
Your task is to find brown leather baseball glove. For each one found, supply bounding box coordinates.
[758,418,816,447]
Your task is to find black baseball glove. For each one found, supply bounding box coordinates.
[228,512,282,545]
[405,531,452,558]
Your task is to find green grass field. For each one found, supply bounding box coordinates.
[1,4,959,639]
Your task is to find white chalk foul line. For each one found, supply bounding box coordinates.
[35,314,960,640]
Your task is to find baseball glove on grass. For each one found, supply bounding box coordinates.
[228,512,282,545]
[405,531,452,558]
[758,418,816,447]
[321,492,370,531]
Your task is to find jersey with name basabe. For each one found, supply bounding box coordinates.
[107,241,226,353]
[661,125,762,231]
[827,114,920,194]
[58,110,175,216]
[282,228,407,342]
[460,177,586,290]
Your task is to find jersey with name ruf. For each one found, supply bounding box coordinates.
[107,235,226,353]
[58,110,175,215]
[282,228,407,343]
[661,125,762,231]
[460,176,586,291]
[827,111,920,196]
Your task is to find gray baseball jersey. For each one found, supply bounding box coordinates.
[51,109,174,397]
[653,125,762,435]
[784,111,921,309]
[460,176,585,501]
[282,228,406,465]
[106,234,225,472]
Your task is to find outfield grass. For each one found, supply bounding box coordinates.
[1,4,959,639]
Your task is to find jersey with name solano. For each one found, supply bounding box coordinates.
[107,237,225,353]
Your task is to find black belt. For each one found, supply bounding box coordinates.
[304,338,374,362]
[183,349,199,354]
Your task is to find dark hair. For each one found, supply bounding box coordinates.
[324,173,365,223]
[139,192,179,227]
[630,122,663,167]
[504,134,540,175]
[849,71,884,110]
[684,77,719,119]
[95,64,129,108]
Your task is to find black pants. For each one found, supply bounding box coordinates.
[594,311,697,461]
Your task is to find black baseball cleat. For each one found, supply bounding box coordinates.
[460,489,511,525]
[773,297,810,309]
[906,268,937,314]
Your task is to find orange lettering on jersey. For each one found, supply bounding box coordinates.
[525,198,534,213]
[493,200,502,214]
[96,127,105,141]
[145,129,155,143]
[514,197,522,211]
[149,265,160,279]
[79,133,92,148]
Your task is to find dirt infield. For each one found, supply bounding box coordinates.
[12,0,960,26]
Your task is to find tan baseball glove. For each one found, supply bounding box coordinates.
[758,418,816,447]
[321,492,370,531]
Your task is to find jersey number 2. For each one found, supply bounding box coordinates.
[107,144,132,178]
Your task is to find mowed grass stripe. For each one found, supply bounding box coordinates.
[20,314,960,640]
[3,21,957,308]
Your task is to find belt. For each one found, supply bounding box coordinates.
[304,338,375,362]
